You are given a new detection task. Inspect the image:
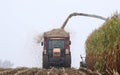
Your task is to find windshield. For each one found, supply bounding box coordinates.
[47,39,65,50]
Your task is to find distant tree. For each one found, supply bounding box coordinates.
[0,60,14,68]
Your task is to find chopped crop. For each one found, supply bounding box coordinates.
[0,67,101,75]
[44,28,69,37]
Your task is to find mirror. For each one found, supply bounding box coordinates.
[41,42,43,46]
[69,41,71,45]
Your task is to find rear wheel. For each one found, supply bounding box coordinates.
[43,54,49,68]
[64,54,71,68]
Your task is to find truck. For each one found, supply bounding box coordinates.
[41,29,71,68]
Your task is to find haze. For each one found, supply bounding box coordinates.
[0,0,120,68]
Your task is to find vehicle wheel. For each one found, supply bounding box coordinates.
[64,54,71,68]
[43,55,49,68]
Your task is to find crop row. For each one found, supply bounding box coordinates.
[0,67,102,75]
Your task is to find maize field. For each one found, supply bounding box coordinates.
[85,14,120,75]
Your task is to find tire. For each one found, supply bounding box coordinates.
[43,54,49,68]
[64,54,71,68]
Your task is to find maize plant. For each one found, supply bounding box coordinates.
[85,14,120,75]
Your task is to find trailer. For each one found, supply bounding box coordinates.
[41,29,71,68]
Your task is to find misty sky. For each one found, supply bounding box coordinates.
[0,0,120,68]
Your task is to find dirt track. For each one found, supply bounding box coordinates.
[0,67,101,75]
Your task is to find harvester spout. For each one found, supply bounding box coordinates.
[61,12,107,29]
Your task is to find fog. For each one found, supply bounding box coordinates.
[0,0,120,68]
